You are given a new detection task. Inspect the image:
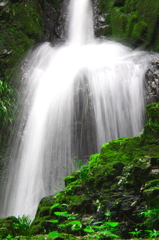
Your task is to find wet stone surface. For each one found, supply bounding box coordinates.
[145,61,159,104]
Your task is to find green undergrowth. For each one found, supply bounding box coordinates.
[23,103,159,239]
[0,0,42,76]
[98,0,159,50]
[0,103,159,239]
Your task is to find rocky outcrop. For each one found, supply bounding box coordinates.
[0,0,62,146]
[23,102,159,240]
[0,0,63,78]
[1,104,159,239]
[145,61,159,104]
[96,0,159,51]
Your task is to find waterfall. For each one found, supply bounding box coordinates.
[0,0,152,219]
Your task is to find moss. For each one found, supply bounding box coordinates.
[131,21,147,42]
[98,0,159,50]
[123,0,139,13]
[27,103,159,238]
[125,11,138,36]
[98,0,116,14]
[111,8,129,37]
[65,176,76,186]
[64,180,84,196]
[0,216,18,238]
[0,0,42,76]
[28,217,49,235]
[145,179,159,189]
[9,2,42,37]
[137,0,159,46]
[140,103,159,144]
[144,187,159,208]
[151,28,159,51]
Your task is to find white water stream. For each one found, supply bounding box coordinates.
[0,0,152,219]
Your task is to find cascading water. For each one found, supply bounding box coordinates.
[0,0,153,219]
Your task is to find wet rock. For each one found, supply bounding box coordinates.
[0,216,18,238]
[27,104,159,239]
[145,61,159,104]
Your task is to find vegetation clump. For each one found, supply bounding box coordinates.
[22,103,159,239]
[98,0,159,51]
[0,103,159,239]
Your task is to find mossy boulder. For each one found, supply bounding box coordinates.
[0,0,42,77]
[0,216,18,238]
[26,103,159,239]
[97,0,159,50]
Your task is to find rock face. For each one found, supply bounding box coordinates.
[96,0,159,51]
[0,0,63,78]
[24,103,159,239]
[0,0,63,146]
[0,216,22,239]
[145,61,159,104]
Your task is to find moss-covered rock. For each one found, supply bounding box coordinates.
[97,0,159,51]
[0,0,42,77]
[0,216,18,238]
[25,103,159,239]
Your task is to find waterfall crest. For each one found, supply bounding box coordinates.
[0,0,152,219]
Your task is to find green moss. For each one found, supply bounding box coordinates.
[10,2,42,37]
[0,216,18,238]
[137,0,159,46]
[111,8,129,37]
[124,0,139,13]
[99,0,159,50]
[131,21,147,42]
[98,0,116,14]
[145,179,159,189]
[65,176,76,186]
[126,11,138,25]
[0,0,42,76]
[140,103,159,144]
[27,103,159,238]
[144,187,159,208]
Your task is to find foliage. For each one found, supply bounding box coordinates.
[0,0,42,78]
[138,208,159,229]
[0,77,18,129]
[13,215,31,235]
[98,0,159,50]
[38,0,62,9]
[5,103,158,239]
[46,205,120,239]
[73,156,83,169]
[129,208,159,238]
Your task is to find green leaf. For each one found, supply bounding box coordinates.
[105,222,119,227]
[84,227,95,233]
[105,210,111,216]
[50,203,60,209]
[68,213,79,220]
[6,234,12,239]
[93,225,106,230]
[54,211,70,217]
[47,220,59,223]
[93,221,103,225]
[99,230,120,238]
[66,220,81,226]
[145,230,153,233]
[71,225,81,231]
[48,231,59,237]
[62,203,70,207]
[58,224,66,227]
